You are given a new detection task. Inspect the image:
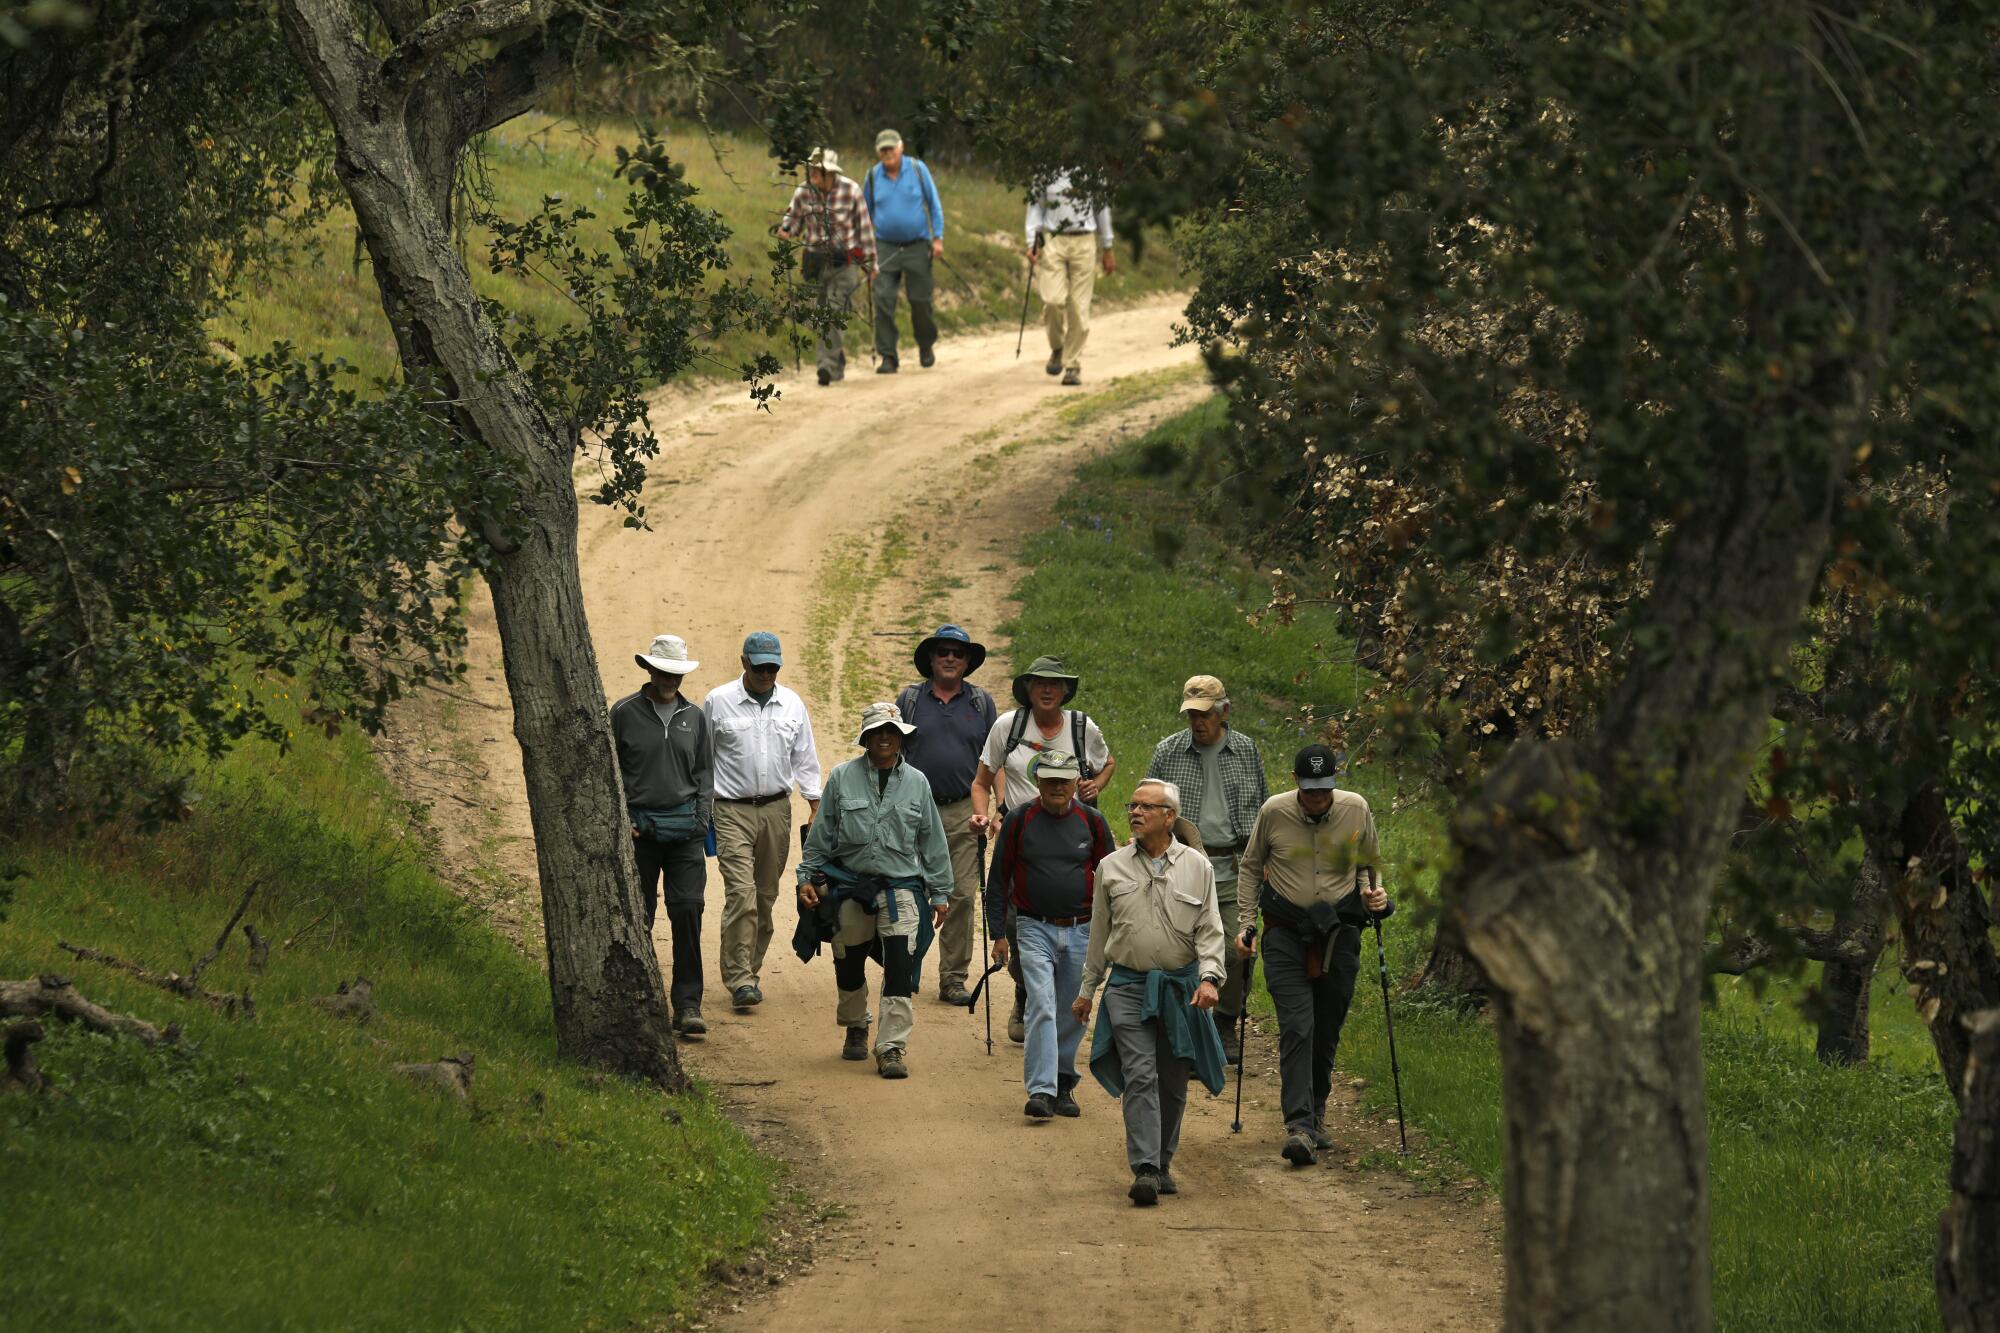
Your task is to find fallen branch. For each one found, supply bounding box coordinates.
[0,975,180,1044]
[56,941,254,1017]
[189,881,260,985]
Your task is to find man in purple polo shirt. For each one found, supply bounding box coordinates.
[896,625,997,1005]
[987,750,1115,1120]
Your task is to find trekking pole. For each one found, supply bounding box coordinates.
[976,833,992,1055]
[1015,243,1039,358]
[1231,927,1257,1133]
[1367,892,1409,1154]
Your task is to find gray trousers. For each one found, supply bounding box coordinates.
[1102,983,1192,1174]
[811,260,864,377]
[872,239,937,362]
[1263,921,1362,1132]
[1214,884,1244,1022]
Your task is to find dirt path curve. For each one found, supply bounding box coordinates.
[430,301,1501,1330]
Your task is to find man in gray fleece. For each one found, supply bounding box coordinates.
[612,633,714,1037]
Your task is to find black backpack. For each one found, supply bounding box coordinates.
[1002,707,1097,807]
[895,682,997,733]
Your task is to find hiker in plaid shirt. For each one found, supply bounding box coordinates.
[777,147,877,386]
[1144,674,1268,1062]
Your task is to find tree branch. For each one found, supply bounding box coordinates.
[381,0,552,96]
[0,976,179,1044]
[462,22,575,134]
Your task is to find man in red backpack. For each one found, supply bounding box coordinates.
[985,750,1115,1119]
[895,625,997,1006]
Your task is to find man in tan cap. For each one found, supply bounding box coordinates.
[795,702,953,1079]
[612,634,713,1036]
[863,128,946,373]
[776,147,877,386]
[1144,674,1267,1061]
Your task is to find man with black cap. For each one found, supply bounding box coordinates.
[1235,744,1389,1166]
[895,625,998,1006]
[796,702,954,1079]
[1145,674,1268,1063]
[612,633,713,1037]
[969,654,1114,1041]
[704,631,822,1011]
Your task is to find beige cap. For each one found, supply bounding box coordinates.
[874,128,903,151]
[1028,750,1081,780]
[1180,674,1228,713]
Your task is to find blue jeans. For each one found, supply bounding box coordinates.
[1016,914,1090,1096]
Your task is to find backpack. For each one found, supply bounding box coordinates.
[1004,708,1096,787]
[896,681,996,732]
[864,158,940,239]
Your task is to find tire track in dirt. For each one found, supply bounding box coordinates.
[410,302,1502,1330]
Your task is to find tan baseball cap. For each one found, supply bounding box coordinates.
[1180,674,1228,713]
[874,128,903,151]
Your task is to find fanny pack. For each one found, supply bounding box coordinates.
[630,802,702,844]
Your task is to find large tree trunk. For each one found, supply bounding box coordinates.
[1449,441,1841,1329]
[276,0,682,1087]
[1938,1009,2000,1333]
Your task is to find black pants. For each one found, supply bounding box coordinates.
[1262,921,1361,1133]
[636,835,706,1015]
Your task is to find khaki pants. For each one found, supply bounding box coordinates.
[1040,232,1100,371]
[714,799,792,992]
[834,886,921,1054]
[933,798,983,992]
[812,260,865,378]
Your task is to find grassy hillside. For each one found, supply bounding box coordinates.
[0,709,771,1329]
[216,115,1183,386]
[997,394,1955,1332]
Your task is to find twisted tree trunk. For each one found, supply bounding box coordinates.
[1938,1009,2000,1333]
[275,0,681,1087]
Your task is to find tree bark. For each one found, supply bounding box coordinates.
[1812,852,1888,1066]
[1417,916,1490,1009]
[274,0,682,1088]
[1938,1009,2000,1333]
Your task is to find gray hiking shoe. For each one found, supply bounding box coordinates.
[1282,1131,1318,1167]
[673,1009,707,1038]
[1129,1168,1160,1207]
[1310,1122,1334,1150]
[1045,348,1063,375]
[938,980,972,1007]
[732,984,762,1009]
[1008,993,1025,1044]
[1158,1170,1179,1196]
[842,1026,870,1061]
[1061,367,1082,386]
[876,1047,909,1079]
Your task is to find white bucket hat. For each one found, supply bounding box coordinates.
[808,146,842,174]
[635,633,698,674]
[854,700,917,746]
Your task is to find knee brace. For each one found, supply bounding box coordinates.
[879,935,915,998]
[833,949,869,993]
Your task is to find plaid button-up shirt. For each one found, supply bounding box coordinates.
[1144,726,1268,851]
[778,173,876,266]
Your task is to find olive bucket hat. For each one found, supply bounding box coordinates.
[1011,654,1080,708]
[914,624,987,678]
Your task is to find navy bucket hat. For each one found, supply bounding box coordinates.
[914,624,987,678]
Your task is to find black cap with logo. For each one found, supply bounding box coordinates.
[1293,744,1343,790]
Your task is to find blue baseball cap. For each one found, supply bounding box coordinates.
[742,631,783,666]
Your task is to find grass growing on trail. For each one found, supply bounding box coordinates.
[1000,397,1955,1332]
[216,115,1183,388]
[0,714,769,1330]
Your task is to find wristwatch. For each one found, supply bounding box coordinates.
[1201,974,1223,988]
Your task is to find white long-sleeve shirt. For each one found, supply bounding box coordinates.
[701,679,823,801]
[1026,170,1114,249]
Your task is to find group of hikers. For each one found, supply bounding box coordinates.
[774,129,1116,388]
[615,624,1388,1206]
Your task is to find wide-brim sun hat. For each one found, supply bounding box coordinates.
[914,624,987,678]
[636,633,698,674]
[854,700,918,746]
[1011,654,1079,708]
[808,146,842,174]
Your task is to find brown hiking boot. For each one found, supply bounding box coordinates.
[841,1026,869,1061]
[1045,348,1063,375]
[1061,367,1082,386]
[876,1047,909,1079]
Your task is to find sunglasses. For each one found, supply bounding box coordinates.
[932,646,969,659]
[747,662,781,674]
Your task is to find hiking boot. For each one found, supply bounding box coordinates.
[1045,348,1063,376]
[1061,367,1082,386]
[919,345,936,368]
[732,984,762,1009]
[842,1026,870,1061]
[816,367,832,386]
[1052,1088,1080,1118]
[1310,1122,1334,1150]
[1282,1131,1318,1168]
[876,1047,909,1079]
[876,358,898,374]
[937,980,972,1007]
[673,1008,707,1038]
[1008,994,1025,1044]
[1129,1168,1161,1207]
[1024,1092,1055,1120]
[1158,1170,1179,1196]
[1219,1019,1242,1066]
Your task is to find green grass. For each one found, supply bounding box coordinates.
[1,707,771,1330]
[216,115,1184,387]
[1001,397,1956,1332]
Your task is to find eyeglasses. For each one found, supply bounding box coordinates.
[1126,800,1171,813]
[932,646,968,659]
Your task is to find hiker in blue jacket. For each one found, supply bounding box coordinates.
[865,129,945,374]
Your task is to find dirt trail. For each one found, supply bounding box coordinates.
[420,302,1501,1330]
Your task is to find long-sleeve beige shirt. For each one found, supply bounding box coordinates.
[1235,790,1381,937]
[1079,838,1228,997]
